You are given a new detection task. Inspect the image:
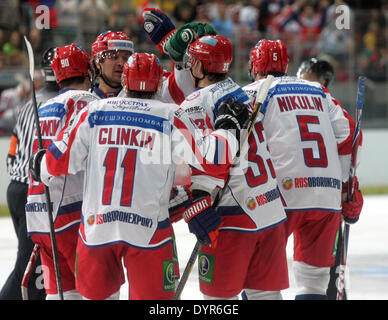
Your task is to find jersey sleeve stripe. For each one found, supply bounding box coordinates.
[167,71,186,105]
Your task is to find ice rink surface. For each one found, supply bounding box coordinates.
[0,195,387,300]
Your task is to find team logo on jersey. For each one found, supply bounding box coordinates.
[198,252,215,284]
[87,215,95,225]
[174,107,185,118]
[186,90,200,101]
[163,260,176,291]
[246,197,256,210]
[282,177,293,190]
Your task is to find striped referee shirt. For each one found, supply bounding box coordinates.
[7,83,59,184]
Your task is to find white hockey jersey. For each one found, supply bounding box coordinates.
[158,67,195,105]
[180,77,287,232]
[26,89,98,236]
[243,76,356,212]
[40,97,238,248]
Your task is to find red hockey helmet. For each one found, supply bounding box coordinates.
[92,31,134,62]
[122,53,163,92]
[184,35,232,74]
[249,39,289,79]
[51,44,90,83]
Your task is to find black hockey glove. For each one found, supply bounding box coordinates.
[29,149,46,182]
[214,98,250,146]
[215,98,249,131]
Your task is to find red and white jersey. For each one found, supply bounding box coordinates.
[243,76,356,212]
[180,77,287,232]
[158,67,195,105]
[118,67,194,105]
[26,89,97,236]
[40,97,238,248]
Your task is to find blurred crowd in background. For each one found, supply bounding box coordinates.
[0,0,387,134]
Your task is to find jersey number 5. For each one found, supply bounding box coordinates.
[102,148,137,206]
[297,115,328,167]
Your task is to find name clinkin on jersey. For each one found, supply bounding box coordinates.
[98,127,156,150]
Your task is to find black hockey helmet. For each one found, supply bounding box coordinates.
[41,47,56,83]
[297,58,334,87]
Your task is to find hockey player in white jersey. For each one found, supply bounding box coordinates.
[30,52,248,300]
[168,34,289,300]
[26,44,97,299]
[296,57,364,299]
[244,39,364,299]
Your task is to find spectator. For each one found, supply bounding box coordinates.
[8,49,29,67]
[106,13,122,32]
[210,4,236,39]
[3,31,22,62]
[206,0,223,21]
[79,0,109,48]
[317,3,353,69]
[0,0,20,30]
[55,0,80,46]
[297,1,327,60]
[173,0,198,27]
[29,28,45,65]
[358,21,388,82]
[0,51,6,68]
[194,4,211,24]
[0,28,6,49]
[239,0,262,32]
[270,0,328,63]
[123,11,142,44]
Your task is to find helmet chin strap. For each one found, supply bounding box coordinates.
[97,62,122,90]
[100,73,122,89]
[190,67,206,88]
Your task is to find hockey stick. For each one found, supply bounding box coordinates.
[21,244,40,300]
[24,36,64,300]
[173,75,274,300]
[336,76,366,300]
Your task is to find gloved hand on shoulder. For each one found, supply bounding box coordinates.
[215,98,250,153]
[164,22,217,64]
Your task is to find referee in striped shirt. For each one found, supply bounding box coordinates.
[0,48,59,300]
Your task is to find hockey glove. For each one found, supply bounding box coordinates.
[342,177,364,224]
[169,185,192,223]
[29,149,46,182]
[215,98,250,149]
[142,8,176,54]
[164,22,217,64]
[182,190,222,248]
